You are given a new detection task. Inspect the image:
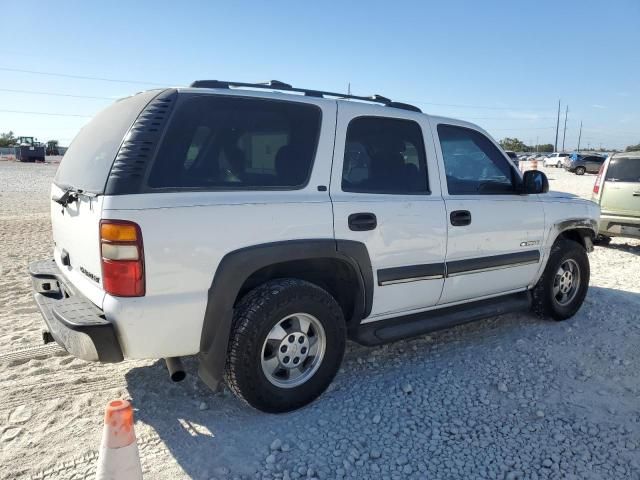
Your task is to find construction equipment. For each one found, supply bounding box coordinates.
[14,136,46,162]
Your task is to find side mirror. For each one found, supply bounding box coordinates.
[521,170,549,194]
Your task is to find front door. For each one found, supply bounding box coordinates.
[330,103,447,320]
[432,122,545,305]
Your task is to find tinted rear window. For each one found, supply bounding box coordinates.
[54,90,160,193]
[147,95,321,190]
[342,116,429,194]
[606,157,640,182]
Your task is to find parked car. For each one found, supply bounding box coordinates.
[592,151,640,243]
[565,153,605,175]
[544,152,570,168]
[29,80,599,412]
[505,150,519,167]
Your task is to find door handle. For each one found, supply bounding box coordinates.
[348,212,377,231]
[450,210,472,226]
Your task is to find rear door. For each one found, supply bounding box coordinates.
[600,156,640,217]
[330,104,447,321]
[432,121,545,305]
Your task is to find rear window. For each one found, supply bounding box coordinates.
[147,95,321,190]
[54,90,160,193]
[606,157,640,182]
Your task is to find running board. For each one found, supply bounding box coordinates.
[351,291,531,346]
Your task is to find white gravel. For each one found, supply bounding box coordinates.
[1,161,639,479]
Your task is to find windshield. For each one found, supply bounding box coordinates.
[54,90,161,193]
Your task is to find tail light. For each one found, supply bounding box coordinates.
[100,220,145,297]
[593,165,604,194]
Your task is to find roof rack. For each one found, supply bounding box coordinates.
[189,80,422,113]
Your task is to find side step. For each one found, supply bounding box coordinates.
[351,291,531,346]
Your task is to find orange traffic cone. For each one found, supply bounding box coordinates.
[95,399,143,480]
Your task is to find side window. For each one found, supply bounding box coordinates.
[341,117,428,194]
[437,124,517,195]
[147,96,321,190]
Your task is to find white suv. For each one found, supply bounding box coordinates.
[30,80,600,412]
[544,152,570,168]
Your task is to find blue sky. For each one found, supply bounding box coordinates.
[1,0,638,150]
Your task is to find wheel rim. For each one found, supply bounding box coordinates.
[260,313,326,389]
[553,259,581,306]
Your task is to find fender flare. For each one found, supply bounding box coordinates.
[551,218,597,251]
[197,239,372,391]
[532,218,597,286]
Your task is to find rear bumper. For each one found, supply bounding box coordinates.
[29,259,123,362]
[599,214,640,239]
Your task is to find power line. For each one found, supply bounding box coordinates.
[463,116,556,120]
[0,109,91,118]
[0,66,168,86]
[487,126,557,131]
[410,99,553,111]
[0,88,113,100]
[2,65,560,112]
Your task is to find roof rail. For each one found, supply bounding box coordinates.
[189,80,422,113]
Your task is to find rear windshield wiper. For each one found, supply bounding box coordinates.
[52,187,82,207]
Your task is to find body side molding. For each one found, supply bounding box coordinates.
[377,263,445,286]
[446,250,540,276]
[375,251,540,286]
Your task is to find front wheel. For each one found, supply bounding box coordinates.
[556,161,562,168]
[224,279,346,413]
[531,238,590,320]
[575,166,586,175]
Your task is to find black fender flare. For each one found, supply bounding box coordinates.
[197,239,372,391]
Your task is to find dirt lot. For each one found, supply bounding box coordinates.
[1,162,639,479]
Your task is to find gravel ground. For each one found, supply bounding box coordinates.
[0,161,639,479]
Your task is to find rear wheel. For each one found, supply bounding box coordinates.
[224,279,346,413]
[556,161,562,168]
[531,238,590,320]
[575,166,586,175]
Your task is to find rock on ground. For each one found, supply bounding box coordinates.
[0,163,639,479]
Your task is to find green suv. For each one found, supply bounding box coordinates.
[592,152,640,242]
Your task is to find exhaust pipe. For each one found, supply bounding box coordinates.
[164,357,186,382]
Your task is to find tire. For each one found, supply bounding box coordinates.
[224,278,346,413]
[575,166,586,175]
[556,161,562,168]
[531,238,590,321]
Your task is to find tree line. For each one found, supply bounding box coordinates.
[498,137,554,152]
[500,136,640,153]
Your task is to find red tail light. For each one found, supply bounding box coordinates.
[593,165,604,194]
[99,220,145,297]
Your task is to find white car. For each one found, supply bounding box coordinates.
[29,80,600,412]
[544,152,571,168]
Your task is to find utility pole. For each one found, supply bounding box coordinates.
[554,99,560,152]
[347,82,351,95]
[536,136,539,152]
[577,121,583,152]
[561,105,569,152]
